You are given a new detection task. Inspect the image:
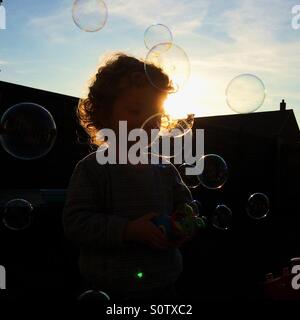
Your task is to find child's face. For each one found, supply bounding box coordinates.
[110,85,167,135]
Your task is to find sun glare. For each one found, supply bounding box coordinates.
[163,75,212,120]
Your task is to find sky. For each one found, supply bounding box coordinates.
[0,0,300,125]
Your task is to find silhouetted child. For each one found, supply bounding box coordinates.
[63,53,192,302]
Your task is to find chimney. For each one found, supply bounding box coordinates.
[280,99,286,111]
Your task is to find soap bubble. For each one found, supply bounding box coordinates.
[78,290,110,301]
[3,199,34,231]
[72,0,108,32]
[246,193,270,220]
[144,24,173,51]
[140,112,193,140]
[0,102,57,160]
[189,200,204,217]
[140,113,192,159]
[178,163,201,188]
[198,154,228,189]
[212,204,232,230]
[189,200,207,229]
[158,113,193,138]
[145,43,191,93]
[189,200,207,230]
[226,74,266,113]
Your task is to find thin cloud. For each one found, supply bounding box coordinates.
[107,0,208,34]
[186,0,300,77]
[26,3,73,43]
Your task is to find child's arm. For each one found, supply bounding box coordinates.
[124,212,173,250]
[63,160,129,250]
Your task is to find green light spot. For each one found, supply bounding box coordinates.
[136,272,143,279]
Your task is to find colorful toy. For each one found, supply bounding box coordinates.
[152,202,206,241]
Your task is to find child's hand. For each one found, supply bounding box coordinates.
[124,212,173,250]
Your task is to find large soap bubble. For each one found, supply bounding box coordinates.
[140,112,192,159]
[3,199,34,231]
[226,74,266,113]
[72,0,108,32]
[0,102,57,160]
[145,43,191,93]
[212,204,232,231]
[246,193,270,220]
[144,24,173,51]
[198,154,228,190]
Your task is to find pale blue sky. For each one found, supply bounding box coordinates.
[0,0,300,125]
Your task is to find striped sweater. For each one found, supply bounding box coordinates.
[63,152,191,293]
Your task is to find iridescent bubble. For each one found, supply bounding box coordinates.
[144,24,173,51]
[246,193,270,220]
[72,0,108,32]
[212,204,232,230]
[0,102,57,160]
[226,74,266,113]
[178,163,201,188]
[198,154,228,189]
[145,43,191,93]
[189,199,208,228]
[78,290,110,301]
[189,199,203,217]
[3,199,34,231]
[158,113,193,138]
[140,113,192,159]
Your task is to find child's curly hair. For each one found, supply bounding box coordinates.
[77,53,173,147]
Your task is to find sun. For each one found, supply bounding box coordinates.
[163,75,212,120]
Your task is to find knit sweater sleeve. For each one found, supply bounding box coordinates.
[63,159,129,250]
